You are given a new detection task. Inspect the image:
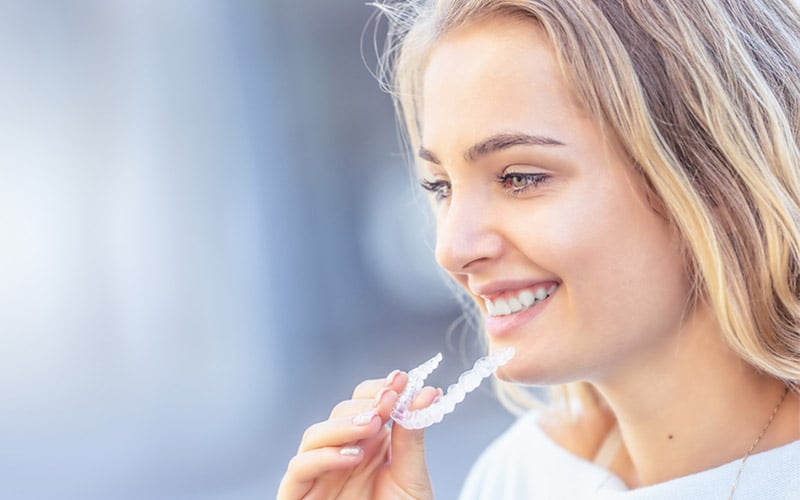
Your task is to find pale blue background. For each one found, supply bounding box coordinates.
[0,1,514,498]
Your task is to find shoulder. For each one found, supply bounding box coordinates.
[721,438,800,499]
[459,411,618,500]
[601,438,800,500]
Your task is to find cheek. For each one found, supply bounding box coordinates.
[510,181,688,320]
[506,186,620,273]
[572,196,689,334]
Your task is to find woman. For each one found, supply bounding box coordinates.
[278,0,800,498]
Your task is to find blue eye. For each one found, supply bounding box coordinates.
[420,179,452,201]
[497,172,549,194]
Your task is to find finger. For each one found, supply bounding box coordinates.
[349,373,407,423]
[329,399,377,420]
[303,432,392,500]
[387,386,439,494]
[277,446,365,500]
[374,387,400,422]
[387,371,408,394]
[409,385,442,411]
[352,370,407,400]
[330,379,404,420]
[298,413,382,453]
[352,378,385,399]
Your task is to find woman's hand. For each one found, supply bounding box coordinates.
[277,370,440,500]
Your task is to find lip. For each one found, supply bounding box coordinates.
[483,285,557,337]
[471,279,560,300]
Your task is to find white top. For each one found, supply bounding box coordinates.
[459,411,800,499]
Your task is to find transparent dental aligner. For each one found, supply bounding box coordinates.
[390,347,515,430]
[392,352,442,419]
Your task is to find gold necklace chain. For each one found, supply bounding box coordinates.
[727,385,790,500]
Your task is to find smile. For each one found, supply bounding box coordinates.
[484,284,558,317]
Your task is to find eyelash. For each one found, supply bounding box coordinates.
[420,179,451,201]
[419,173,549,200]
[496,172,550,194]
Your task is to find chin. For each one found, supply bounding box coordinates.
[493,355,583,387]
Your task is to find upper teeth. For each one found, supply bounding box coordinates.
[484,284,557,317]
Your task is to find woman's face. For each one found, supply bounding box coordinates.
[419,16,692,385]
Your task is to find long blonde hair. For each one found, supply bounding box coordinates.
[370,0,800,414]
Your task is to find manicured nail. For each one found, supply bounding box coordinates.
[340,446,362,457]
[373,387,391,407]
[385,369,401,386]
[352,410,377,425]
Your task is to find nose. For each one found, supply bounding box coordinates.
[434,191,504,274]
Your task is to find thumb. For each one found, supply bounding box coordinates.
[389,386,440,496]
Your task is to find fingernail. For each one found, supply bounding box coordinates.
[352,410,377,426]
[385,369,401,386]
[373,387,391,407]
[340,446,362,457]
[433,388,444,403]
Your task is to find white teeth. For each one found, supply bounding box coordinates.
[494,298,511,315]
[519,290,535,307]
[485,284,558,317]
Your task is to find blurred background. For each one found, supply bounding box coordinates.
[0,1,514,498]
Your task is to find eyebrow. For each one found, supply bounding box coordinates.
[418,132,565,165]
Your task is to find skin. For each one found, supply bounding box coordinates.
[277,370,440,500]
[279,13,800,498]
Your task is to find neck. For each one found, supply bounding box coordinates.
[593,305,796,487]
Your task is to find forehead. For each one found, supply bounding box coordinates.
[420,15,586,150]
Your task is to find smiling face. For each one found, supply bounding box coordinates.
[419,15,693,385]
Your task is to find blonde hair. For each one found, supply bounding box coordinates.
[370,0,800,414]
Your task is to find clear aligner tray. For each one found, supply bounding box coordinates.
[389,347,515,429]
